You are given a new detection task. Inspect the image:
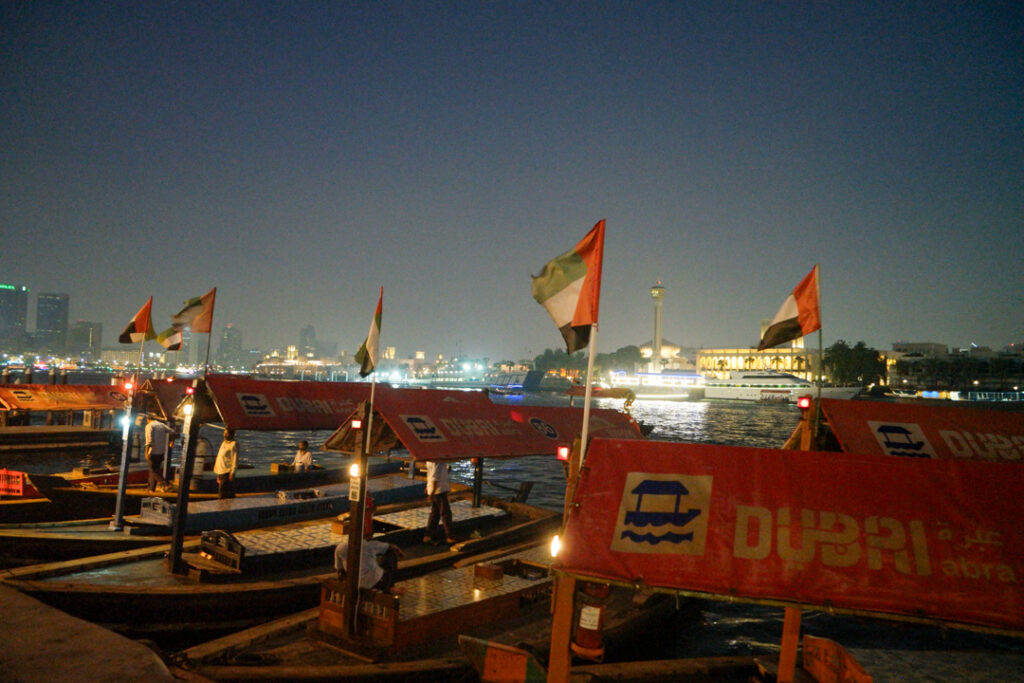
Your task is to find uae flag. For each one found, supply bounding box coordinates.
[757,265,821,350]
[531,220,605,354]
[118,297,157,343]
[172,288,216,333]
[157,327,183,351]
[354,287,382,378]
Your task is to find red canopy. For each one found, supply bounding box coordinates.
[323,384,644,461]
[0,384,130,411]
[557,437,1024,632]
[204,375,372,431]
[822,398,1024,462]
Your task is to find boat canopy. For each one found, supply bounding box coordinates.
[557,437,1024,633]
[322,385,645,461]
[137,378,192,421]
[0,384,129,412]
[821,398,1024,462]
[202,374,372,430]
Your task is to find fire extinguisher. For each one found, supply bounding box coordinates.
[571,581,610,661]
[363,491,376,538]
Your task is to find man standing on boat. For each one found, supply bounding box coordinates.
[424,460,455,544]
[214,428,238,499]
[144,415,174,492]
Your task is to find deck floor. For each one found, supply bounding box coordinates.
[234,500,506,557]
[395,544,550,621]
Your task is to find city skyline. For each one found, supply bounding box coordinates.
[3,4,1021,360]
[2,277,1021,363]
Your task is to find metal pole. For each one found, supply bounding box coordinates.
[472,457,483,507]
[343,400,372,637]
[168,378,204,574]
[108,385,137,531]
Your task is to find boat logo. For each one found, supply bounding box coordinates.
[401,415,446,442]
[611,473,712,555]
[236,393,275,418]
[528,417,558,439]
[107,390,129,403]
[9,389,35,403]
[868,421,936,458]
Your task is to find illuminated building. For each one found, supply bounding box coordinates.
[36,292,69,353]
[0,283,29,351]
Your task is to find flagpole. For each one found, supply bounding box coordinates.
[201,297,216,380]
[578,324,598,472]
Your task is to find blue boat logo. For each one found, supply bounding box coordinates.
[611,473,712,556]
[528,417,558,439]
[401,415,447,442]
[237,393,275,418]
[868,421,936,458]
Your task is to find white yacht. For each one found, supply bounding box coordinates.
[607,370,706,400]
[704,371,861,403]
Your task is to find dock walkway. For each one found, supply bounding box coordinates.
[0,584,173,682]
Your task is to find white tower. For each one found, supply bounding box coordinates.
[650,282,665,373]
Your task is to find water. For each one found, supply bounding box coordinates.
[4,378,1022,663]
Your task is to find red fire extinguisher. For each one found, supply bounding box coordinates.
[571,581,610,661]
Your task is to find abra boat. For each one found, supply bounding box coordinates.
[178,543,683,682]
[23,456,402,521]
[1,491,560,642]
[0,470,422,565]
[704,370,861,402]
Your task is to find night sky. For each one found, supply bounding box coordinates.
[3,2,1022,361]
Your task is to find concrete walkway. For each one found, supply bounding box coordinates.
[0,584,174,682]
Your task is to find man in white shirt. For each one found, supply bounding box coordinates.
[424,460,455,544]
[335,532,405,594]
[144,416,174,492]
[292,440,313,472]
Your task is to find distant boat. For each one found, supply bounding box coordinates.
[607,370,706,400]
[704,371,861,403]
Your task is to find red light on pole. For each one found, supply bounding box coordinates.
[797,395,812,410]
[556,445,570,461]
[351,418,363,430]
[185,386,195,395]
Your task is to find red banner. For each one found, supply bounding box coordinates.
[822,398,1024,462]
[557,438,1024,632]
[0,385,129,411]
[323,386,644,461]
[205,375,372,431]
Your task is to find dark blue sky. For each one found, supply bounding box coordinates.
[3,2,1022,360]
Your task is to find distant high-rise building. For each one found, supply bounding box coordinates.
[299,325,317,357]
[68,321,103,361]
[0,283,29,352]
[216,324,244,369]
[36,292,69,353]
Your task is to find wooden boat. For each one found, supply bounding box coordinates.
[18,456,402,522]
[1,491,561,643]
[0,471,427,565]
[176,543,685,682]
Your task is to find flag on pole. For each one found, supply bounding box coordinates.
[757,265,821,350]
[354,287,382,378]
[118,297,156,343]
[157,327,183,351]
[171,288,216,334]
[531,220,605,354]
